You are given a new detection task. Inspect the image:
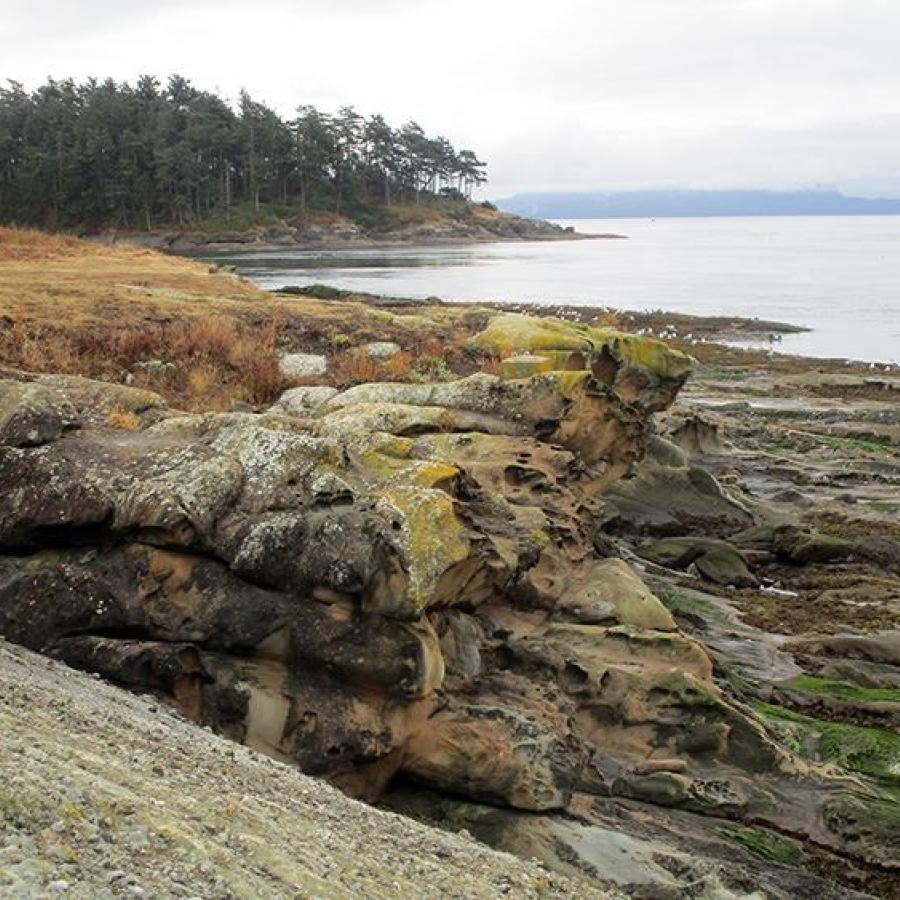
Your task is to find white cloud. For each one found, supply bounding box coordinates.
[3,0,899,197]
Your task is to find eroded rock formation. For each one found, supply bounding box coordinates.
[0,314,892,895]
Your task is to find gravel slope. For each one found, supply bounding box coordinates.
[0,640,601,899]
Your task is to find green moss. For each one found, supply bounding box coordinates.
[751,701,900,786]
[819,435,898,457]
[656,588,729,625]
[697,367,749,382]
[724,826,803,865]
[784,675,900,705]
[499,355,554,380]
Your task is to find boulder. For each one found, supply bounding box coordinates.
[693,545,757,587]
[474,312,694,413]
[772,526,857,564]
[557,558,676,630]
[641,536,757,587]
[364,341,402,360]
[600,436,754,538]
[278,352,328,378]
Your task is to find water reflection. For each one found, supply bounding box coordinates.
[203,216,900,363]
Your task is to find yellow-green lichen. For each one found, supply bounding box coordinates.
[379,486,470,613]
[475,313,693,381]
[499,355,555,380]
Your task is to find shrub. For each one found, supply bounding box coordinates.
[106,408,142,431]
[387,351,413,380]
[176,318,236,359]
[332,349,383,386]
[413,355,452,381]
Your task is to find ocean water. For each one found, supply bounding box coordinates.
[213,216,900,364]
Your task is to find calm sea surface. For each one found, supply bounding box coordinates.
[213,216,900,364]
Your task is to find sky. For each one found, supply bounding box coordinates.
[3,0,900,199]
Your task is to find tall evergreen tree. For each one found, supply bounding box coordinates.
[0,75,488,229]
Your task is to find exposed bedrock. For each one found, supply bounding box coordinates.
[0,316,891,884]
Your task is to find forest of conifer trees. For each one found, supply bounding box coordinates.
[0,76,487,230]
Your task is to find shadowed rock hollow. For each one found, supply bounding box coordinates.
[1,313,894,897]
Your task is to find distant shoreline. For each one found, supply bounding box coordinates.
[499,188,900,220]
[106,228,626,254]
[84,204,630,254]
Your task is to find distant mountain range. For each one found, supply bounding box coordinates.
[496,189,900,219]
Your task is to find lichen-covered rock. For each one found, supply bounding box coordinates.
[278,351,328,378]
[499,354,555,380]
[270,384,338,416]
[474,313,694,411]
[0,379,75,446]
[364,340,402,359]
[0,329,882,871]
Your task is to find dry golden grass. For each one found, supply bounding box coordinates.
[386,350,413,380]
[331,349,384,386]
[0,228,496,409]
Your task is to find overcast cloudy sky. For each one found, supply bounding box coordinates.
[4,0,899,198]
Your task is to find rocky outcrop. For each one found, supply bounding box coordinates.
[0,314,894,895]
[114,209,591,253]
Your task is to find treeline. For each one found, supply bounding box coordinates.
[0,75,487,230]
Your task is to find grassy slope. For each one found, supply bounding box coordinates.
[0,227,496,411]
